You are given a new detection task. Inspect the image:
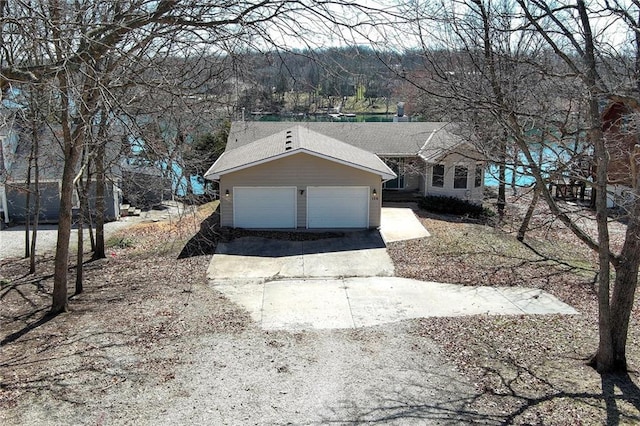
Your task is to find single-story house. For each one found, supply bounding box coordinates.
[204,121,485,229]
[0,121,122,224]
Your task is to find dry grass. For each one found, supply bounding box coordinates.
[2,198,639,424]
[387,198,640,424]
[0,201,251,412]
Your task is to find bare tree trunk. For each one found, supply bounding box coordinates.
[93,129,107,259]
[51,76,91,314]
[511,146,518,196]
[81,167,95,253]
[94,147,106,259]
[606,8,640,370]
[185,169,194,197]
[52,143,81,313]
[87,204,95,252]
[609,198,640,370]
[75,181,84,295]
[29,124,40,274]
[576,0,615,373]
[497,157,506,219]
[75,140,93,294]
[517,185,540,242]
[474,0,507,220]
[605,9,640,370]
[24,145,33,259]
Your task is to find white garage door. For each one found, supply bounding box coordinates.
[307,186,369,228]
[233,187,296,228]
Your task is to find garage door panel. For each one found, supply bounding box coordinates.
[307,186,369,228]
[234,187,296,228]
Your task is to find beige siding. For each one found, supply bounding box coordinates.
[404,173,421,191]
[425,153,484,203]
[219,153,382,228]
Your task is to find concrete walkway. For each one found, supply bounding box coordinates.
[215,277,579,330]
[380,207,430,243]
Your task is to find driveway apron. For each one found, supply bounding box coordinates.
[207,231,395,280]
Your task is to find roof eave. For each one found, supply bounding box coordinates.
[204,173,221,181]
[205,147,397,181]
[376,152,421,157]
[204,149,301,180]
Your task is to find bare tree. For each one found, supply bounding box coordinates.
[26,95,41,274]
[397,0,639,373]
[1,0,396,314]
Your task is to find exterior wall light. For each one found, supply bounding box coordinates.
[300,189,305,195]
[372,188,378,200]
[225,189,230,197]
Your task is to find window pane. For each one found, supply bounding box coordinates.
[475,165,483,188]
[432,164,444,187]
[454,165,468,189]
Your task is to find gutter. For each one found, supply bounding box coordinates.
[417,129,438,163]
[0,184,8,223]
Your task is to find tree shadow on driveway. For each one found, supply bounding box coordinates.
[215,230,386,258]
[178,203,386,259]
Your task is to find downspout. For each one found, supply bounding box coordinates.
[1,184,8,223]
[417,129,438,196]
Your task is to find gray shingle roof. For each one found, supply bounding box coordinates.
[225,121,466,156]
[2,123,124,183]
[204,125,396,180]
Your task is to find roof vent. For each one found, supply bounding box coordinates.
[285,146,292,150]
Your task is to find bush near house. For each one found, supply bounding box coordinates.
[418,195,492,218]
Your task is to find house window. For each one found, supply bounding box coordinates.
[432,164,444,187]
[383,157,405,190]
[475,165,483,188]
[454,165,468,189]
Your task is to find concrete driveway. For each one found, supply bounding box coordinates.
[216,277,579,330]
[208,208,579,330]
[207,231,395,280]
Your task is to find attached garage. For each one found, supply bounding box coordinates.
[233,187,296,228]
[307,186,369,228]
[205,125,396,230]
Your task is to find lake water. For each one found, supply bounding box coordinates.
[181,117,574,193]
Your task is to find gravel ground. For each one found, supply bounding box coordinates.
[95,325,493,425]
[0,202,189,260]
[1,251,497,425]
[3,322,495,425]
[156,325,498,425]
[2,199,638,425]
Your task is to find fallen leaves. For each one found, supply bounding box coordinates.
[391,198,639,424]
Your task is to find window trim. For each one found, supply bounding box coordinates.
[474,164,483,188]
[432,164,445,188]
[454,165,468,189]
